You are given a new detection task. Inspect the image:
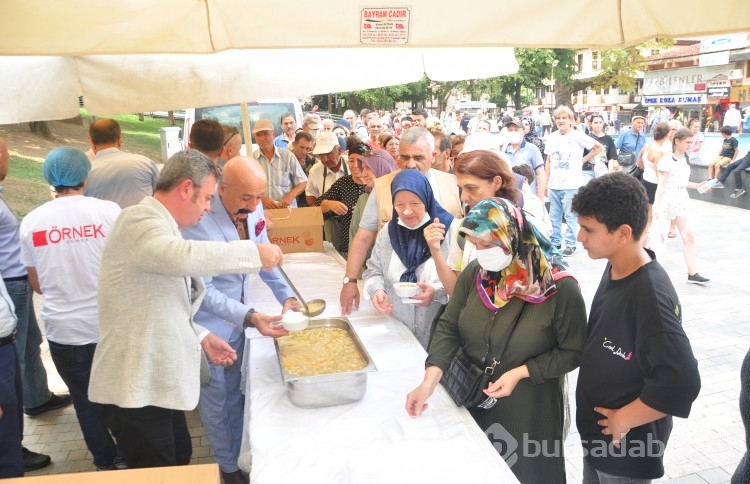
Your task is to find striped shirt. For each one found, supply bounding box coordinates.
[253,147,308,208]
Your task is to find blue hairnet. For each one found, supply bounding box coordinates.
[43,147,91,187]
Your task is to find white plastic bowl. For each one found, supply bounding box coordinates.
[392,282,420,299]
[281,311,309,332]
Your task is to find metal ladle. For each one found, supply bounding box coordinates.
[276,265,327,317]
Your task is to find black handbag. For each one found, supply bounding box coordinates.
[440,302,527,409]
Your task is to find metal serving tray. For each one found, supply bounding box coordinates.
[274,318,377,408]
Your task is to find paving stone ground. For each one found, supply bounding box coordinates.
[21,198,750,483]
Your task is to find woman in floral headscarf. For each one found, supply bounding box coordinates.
[406,197,587,484]
[362,169,459,348]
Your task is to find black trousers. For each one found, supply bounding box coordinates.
[97,404,191,468]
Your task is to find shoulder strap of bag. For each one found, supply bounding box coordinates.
[483,302,527,372]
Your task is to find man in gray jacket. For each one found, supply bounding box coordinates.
[89,150,283,469]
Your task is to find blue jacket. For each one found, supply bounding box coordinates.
[181,189,295,341]
[615,128,646,158]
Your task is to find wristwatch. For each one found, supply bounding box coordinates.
[243,308,258,328]
[342,277,358,285]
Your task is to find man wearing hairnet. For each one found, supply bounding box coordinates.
[19,147,125,470]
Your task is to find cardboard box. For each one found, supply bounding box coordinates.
[5,463,220,483]
[266,207,324,253]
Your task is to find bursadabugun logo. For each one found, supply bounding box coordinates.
[485,422,666,464]
[486,423,519,467]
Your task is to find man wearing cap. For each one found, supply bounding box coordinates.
[305,132,349,208]
[614,115,646,172]
[19,147,124,471]
[251,119,307,209]
[340,127,462,315]
[188,119,225,164]
[273,113,297,148]
[503,120,546,198]
[84,119,160,208]
[89,150,284,469]
[0,137,68,473]
[181,156,298,484]
[301,114,323,141]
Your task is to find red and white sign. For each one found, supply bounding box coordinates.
[360,8,410,44]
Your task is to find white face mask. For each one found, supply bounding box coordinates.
[475,246,514,272]
[398,212,431,230]
[507,131,523,144]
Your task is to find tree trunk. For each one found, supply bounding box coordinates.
[28,121,53,140]
[168,111,176,126]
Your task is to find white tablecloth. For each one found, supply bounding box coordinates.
[239,246,518,484]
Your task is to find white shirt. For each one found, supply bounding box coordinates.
[304,159,348,200]
[724,107,742,128]
[545,129,597,190]
[19,196,121,345]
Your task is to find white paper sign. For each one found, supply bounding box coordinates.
[360,7,410,44]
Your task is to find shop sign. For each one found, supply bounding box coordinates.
[707,86,730,98]
[700,34,748,54]
[360,8,410,44]
[730,85,750,102]
[694,83,706,91]
[643,94,707,105]
[643,66,734,95]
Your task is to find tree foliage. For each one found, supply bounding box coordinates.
[325,40,672,114]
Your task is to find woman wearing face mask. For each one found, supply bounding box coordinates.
[362,170,458,349]
[406,198,587,483]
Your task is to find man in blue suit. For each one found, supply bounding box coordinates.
[181,156,300,484]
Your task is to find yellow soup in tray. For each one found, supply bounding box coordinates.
[278,327,367,377]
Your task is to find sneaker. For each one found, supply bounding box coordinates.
[731,189,747,199]
[706,179,724,189]
[687,273,710,285]
[562,247,576,257]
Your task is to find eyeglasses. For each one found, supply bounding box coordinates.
[223,127,240,146]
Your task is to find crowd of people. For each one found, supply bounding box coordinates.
[0,98,748,484]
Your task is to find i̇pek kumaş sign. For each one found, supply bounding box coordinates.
[643,94,707,105]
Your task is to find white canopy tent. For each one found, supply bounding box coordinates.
[2,0,750,123]
[0,48,519,123]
